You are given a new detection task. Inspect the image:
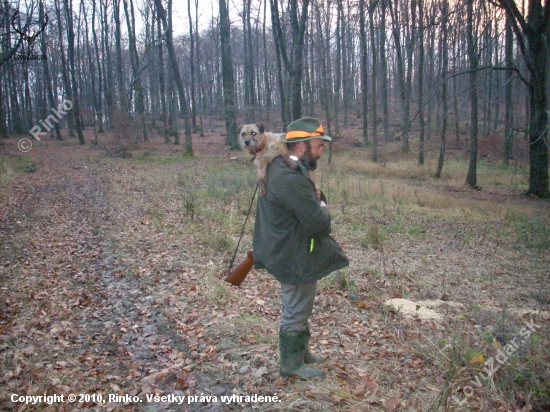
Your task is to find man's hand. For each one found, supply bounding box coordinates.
[320,200,327,207]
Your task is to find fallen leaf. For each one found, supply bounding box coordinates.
[352,385,367,397]
[385,397,401,411]
[252,366,268,378]
[331,393,344,403]
[274,376,285,388]
[365,379,379,389]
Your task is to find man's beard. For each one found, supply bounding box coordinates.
[300,142,318,171]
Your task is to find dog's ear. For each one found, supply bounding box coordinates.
[256,124,265,134]
[237,124,243,134]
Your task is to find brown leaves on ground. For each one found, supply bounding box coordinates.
[1,136,548,411]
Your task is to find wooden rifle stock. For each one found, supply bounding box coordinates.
[224,250,253,286]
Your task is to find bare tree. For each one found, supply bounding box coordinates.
[465,0,479,187]
[123,0,146,142]
[359,0,369,148]
[368,0,379,161]
[270,0,289,125]
[242,0,256,122]
[63,0,84,144]
[435,0,449,178]
[271,0,310,121]
[40,1,61,140]
[493,0,550,198]
[154,0,193,155]
[379,0,390,142]
[91,0,104,133]
[417,0,425,165]
[187,0,197,130]
[156,9,169,143]
[218,0,238,149]
[503,9,514,165]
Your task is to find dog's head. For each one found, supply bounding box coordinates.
[237,124,266,154]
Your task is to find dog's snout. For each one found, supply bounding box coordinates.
[244,140,251,146]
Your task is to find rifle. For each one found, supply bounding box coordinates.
[224,182,258,287]
[224,250,253,286]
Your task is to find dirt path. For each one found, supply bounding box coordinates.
[2,141,548,411]
[0,149,229,411]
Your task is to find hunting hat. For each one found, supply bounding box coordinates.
[280,117,332,143]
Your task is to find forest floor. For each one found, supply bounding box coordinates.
[0,123,549,412]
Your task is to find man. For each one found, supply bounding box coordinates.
[253,117,349,379]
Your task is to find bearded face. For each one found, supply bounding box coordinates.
[300,141,319,171]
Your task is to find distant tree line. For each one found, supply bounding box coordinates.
[0,0,548,197]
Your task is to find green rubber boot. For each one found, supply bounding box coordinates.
[304,326,325,364]
[279,329,324,379]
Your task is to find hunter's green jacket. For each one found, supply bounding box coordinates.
[253,155,349,284]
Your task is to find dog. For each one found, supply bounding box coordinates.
[238,123,289,197]
[238,123,319,198]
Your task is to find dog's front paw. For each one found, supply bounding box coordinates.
[259,178,267,197]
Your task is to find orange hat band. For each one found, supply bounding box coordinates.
[285,125,324,140]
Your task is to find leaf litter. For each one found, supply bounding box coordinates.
[0,140,548,411]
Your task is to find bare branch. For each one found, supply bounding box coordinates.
[445,64,529,86]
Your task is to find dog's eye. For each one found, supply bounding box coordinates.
[241,133,245,136]
[252,132,256,136]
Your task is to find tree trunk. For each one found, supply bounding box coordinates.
[83,1,100,141]
[270,0,288,127]
[54,0,75,136]
[113,0,126,111]
[342,1,351,126]
[503,11,513,165]
[369,2,378,161]
[496,0,549,197]
[157,10,169,143]
[525,33,549,197]
[218,0,238,149]
[389,0,412,152]
[334,0,342,139]
[289,0,309,121]
[40,1,62,140]
[195,0,204,137]
[417,0,425,165]
[63,0,85,144]
[100,0,114,127]
[123,0,146,142]
[435,0,449,178]
[154,0,193,155]
[315,2,333,140]
[405,0,416,151]
[0,79,4,145]
[91,0,104,133]
[187,0,197,130]
[271,0,309,122]
[359,0,369,147]
[262,0,272,122]
[379,0,390,142]
[465,0,478,187]
[242,0,256,122]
